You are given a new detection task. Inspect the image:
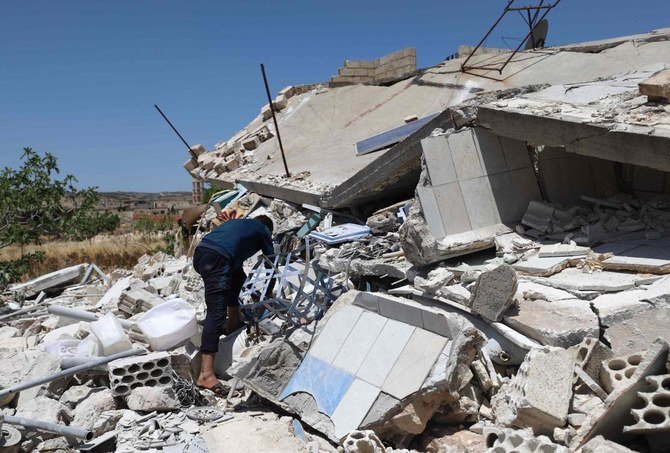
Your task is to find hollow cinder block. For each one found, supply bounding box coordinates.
[573,337,614,384]
[600,353,642,394]
[624,374,670,434]
[483,427,569,453]
[108,351,173,397]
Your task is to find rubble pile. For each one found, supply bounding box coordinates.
[5,28,670,453]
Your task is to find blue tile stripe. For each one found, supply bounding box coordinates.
[279,353,355,416]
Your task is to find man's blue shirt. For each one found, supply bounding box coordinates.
[197,219,274,269]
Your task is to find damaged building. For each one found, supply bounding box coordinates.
[3,25,670,453]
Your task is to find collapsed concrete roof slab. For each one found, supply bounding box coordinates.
[192,29,670,208]
[477,68,670,172]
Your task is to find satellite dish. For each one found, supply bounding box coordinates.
[524,19,549,49]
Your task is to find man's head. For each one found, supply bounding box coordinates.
[254,215,274,235]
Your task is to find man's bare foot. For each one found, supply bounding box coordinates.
[197,374,219,389]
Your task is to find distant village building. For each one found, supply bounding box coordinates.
[192,178,204,204]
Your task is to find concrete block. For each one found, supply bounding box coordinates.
[310,305,363,364]
[421,135,457,186]
[538,268,641,293]
[573,337,614,384]
[273,94,288,111]
[600,352,643,393]
[261,103,272,121]
[189,144,206,156]
[332,311,387,375]
[572,339,668,448]
[639,68,670,101]
[605,307,670,356]
[522,200,554,232]
[499,346,574,432]
[624,373,670,434]
[338,67,371,77]
[108,352,172,397]
[469,264,517,322]
[183,158,198,171]
[504,297,599,348]
[484,427,569,453]
[581,436,636,453]
[330,379,380,439]
[357,318,414,387]
[242,135,260,151]
[278,85,296,98]
[382,328,448,399]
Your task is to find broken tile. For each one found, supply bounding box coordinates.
[382,328,448,400]
[279,353,355,416]
[538,242,590,257]
[513,255,570,277]
[309,305,363,364]
[356,319,415,387]
[332,311,387,375]
[330,379,380,439]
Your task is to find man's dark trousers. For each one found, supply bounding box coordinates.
[192,247,246,353]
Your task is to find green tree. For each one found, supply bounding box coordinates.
[203,183,225,204]
[0,148,120,290]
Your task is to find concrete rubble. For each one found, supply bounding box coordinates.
[3,27,670,453]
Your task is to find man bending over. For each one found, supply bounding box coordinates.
[192,215,274,394]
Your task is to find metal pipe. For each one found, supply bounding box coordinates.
[154,104,197,159]
[47,305,134,328]
[0,292,47,322]
[60,357,109,370]
[0,347,146,400]
[260,63,290,178]
[4,415,93,440]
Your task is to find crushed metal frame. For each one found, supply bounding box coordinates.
[239,250,344,326]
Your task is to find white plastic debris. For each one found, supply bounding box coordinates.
[90,312,133,356]
[138,298,199,351]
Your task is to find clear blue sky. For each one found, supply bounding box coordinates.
[1,1,668,192]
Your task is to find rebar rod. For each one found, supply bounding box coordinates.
[154,104,197,158]
[260,63,290,177]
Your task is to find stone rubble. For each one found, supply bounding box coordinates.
[4,30,670,453]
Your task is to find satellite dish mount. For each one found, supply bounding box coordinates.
[461,0,561,75]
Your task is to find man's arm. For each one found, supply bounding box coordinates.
[261,233,275,258]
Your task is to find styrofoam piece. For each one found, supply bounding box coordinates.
[75,336,102,358]
[624,374,670,434]
[308,224,371,245]
[138,298,199,351]
[44,339,81,358]
[108,351,173,397]
[600,353,642,394]
[90,312,133,356]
